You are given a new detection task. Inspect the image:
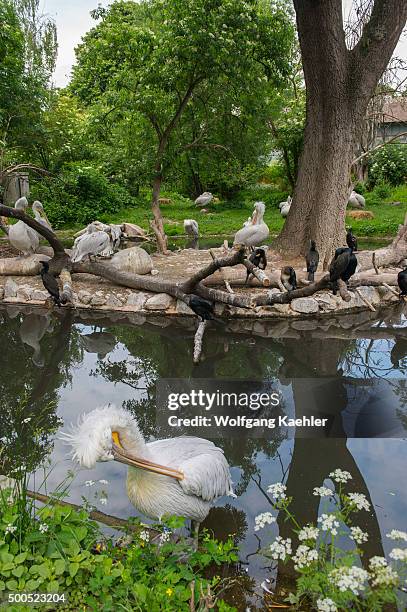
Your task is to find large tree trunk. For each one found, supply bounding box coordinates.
[274,0,407,265]
[150,174,168,254]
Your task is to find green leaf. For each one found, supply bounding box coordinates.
[54,559,66,576]
[69,562,79,578]
[12,566,25,578]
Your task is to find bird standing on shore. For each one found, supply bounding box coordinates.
[329,247,357,294]
[8,197,39,256]
[346,227,358,252]
[398,266,407,297]
[246,247,267,284]
[281,266,297,292]
[305,240,319,282]
[194,192,213,207]
[188,294,223,324]
[184,219,199,239]
[40,261,65,307]
[71,223,114,263]
[233,201,269,249]
[63,405,235,539]
[32,201,52,230]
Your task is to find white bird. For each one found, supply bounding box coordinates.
[32,201,52,230]
[348,190,366,209]
[279,195,292,218]
[194,192,213,207]
[109,224,123,249]
[63,405,235,535]
[233,201,269,249]
[71,223,114,263]
[183,219,199,239]
[8,197,39,256]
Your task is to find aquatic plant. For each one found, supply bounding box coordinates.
[0,481,238,610]
[255,469,407,611]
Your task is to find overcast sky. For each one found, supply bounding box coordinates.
[43,0,406,88]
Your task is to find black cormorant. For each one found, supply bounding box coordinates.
[188,295,223,323]
[329,247,357,294]
[281,266,297,292]
[40,261,64,307]
[398,266,407,297]
[346,227,358,252]
[305,240,319,282]
[246,247,267,284]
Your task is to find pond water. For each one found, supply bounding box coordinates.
[1,304,406,608]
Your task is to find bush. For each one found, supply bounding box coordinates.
[369,144,407,187]
[30,164,133,228]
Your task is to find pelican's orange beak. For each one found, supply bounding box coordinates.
[111,431,184,481]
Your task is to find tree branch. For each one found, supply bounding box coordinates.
[352,130,407,165]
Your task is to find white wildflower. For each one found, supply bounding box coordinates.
[317,513,340,536]
[99,479,109,485]
[313,486,333,498]
[292,544,318,570]
[99,497,108,506]
[329,566,368,595]
[298,525,319,541]
[267,482,287,501]
[389,548,407,561]
[22,417,31,424]
[39,523,48,534]
[5,524,17,534]
[139,530,150,543]
[254,512,276,531]
[269,536,292,561]
[350,526,368,544]
[387,529,407,542]
[85,480,95,487]
[369,556,388,569]
[329,469,352,484]
[347,493,370,511]
[159,530,171,544]
[316,597,338,612]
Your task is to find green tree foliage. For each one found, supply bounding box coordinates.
[368,143,407,187]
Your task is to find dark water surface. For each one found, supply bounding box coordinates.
[0,303,406,606]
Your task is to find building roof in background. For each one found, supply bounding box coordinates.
[380,99,407,124]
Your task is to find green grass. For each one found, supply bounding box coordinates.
[55,183,407,240]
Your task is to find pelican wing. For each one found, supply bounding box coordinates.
[71,231,111,262]
[147,437,235,501]
[233,223,269,246]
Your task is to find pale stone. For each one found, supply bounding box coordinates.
[91,295,106,306]
[145,293,174,310]
[78,290,92,304]
[111,247,153,275]
[0,286,4,300]
[315,294,340,311]
[17,286,32,301]
[31,289,48,301]
[122,223,148,239]
[151,269,159,276]
[4,279,18,298]
[106,294,123,308]
[176,299,194,315]
[355,285,381,305]
[271,303,291,314]
[126,292,149,308]
[290,297,319,314]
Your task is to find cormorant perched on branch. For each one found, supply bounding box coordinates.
[281,266,297,292]
[40,261,64,307]
[188,295,224,323]
[398,266,407,297]
[305,240,319,282]
[329,247,357,294]
[246,247,267,284]
[346,227,358,252]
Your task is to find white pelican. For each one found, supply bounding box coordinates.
[71,223,114,263]
[8,197,40,256]
[194,192,213,207]
[279,195,292,218]
[348,190,366,209]
[233,201,269,249]
[183,219,199,239]
[32,201,52,230]
[64,405,235,535]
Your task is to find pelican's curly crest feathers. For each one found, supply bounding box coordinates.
[60,405,145,468]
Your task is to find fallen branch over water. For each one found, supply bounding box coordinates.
[193,320,207,363]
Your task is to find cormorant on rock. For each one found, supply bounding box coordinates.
[329,247,357,294]
[281,266,297,292]
[40,261,65,307]
[246,247,267,284]
[398,266,407,297]
[188,295,223,323]
[346,227,358,252]
[305,240,319,282]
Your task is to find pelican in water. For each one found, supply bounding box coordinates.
[8,197,39,256]
[64,405,235,538]
[233,201,269,249]
[71,223,114,263]
[32,201,52,230]
[183,219,199,239]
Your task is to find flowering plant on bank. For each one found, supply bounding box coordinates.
[255,469,407,611]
